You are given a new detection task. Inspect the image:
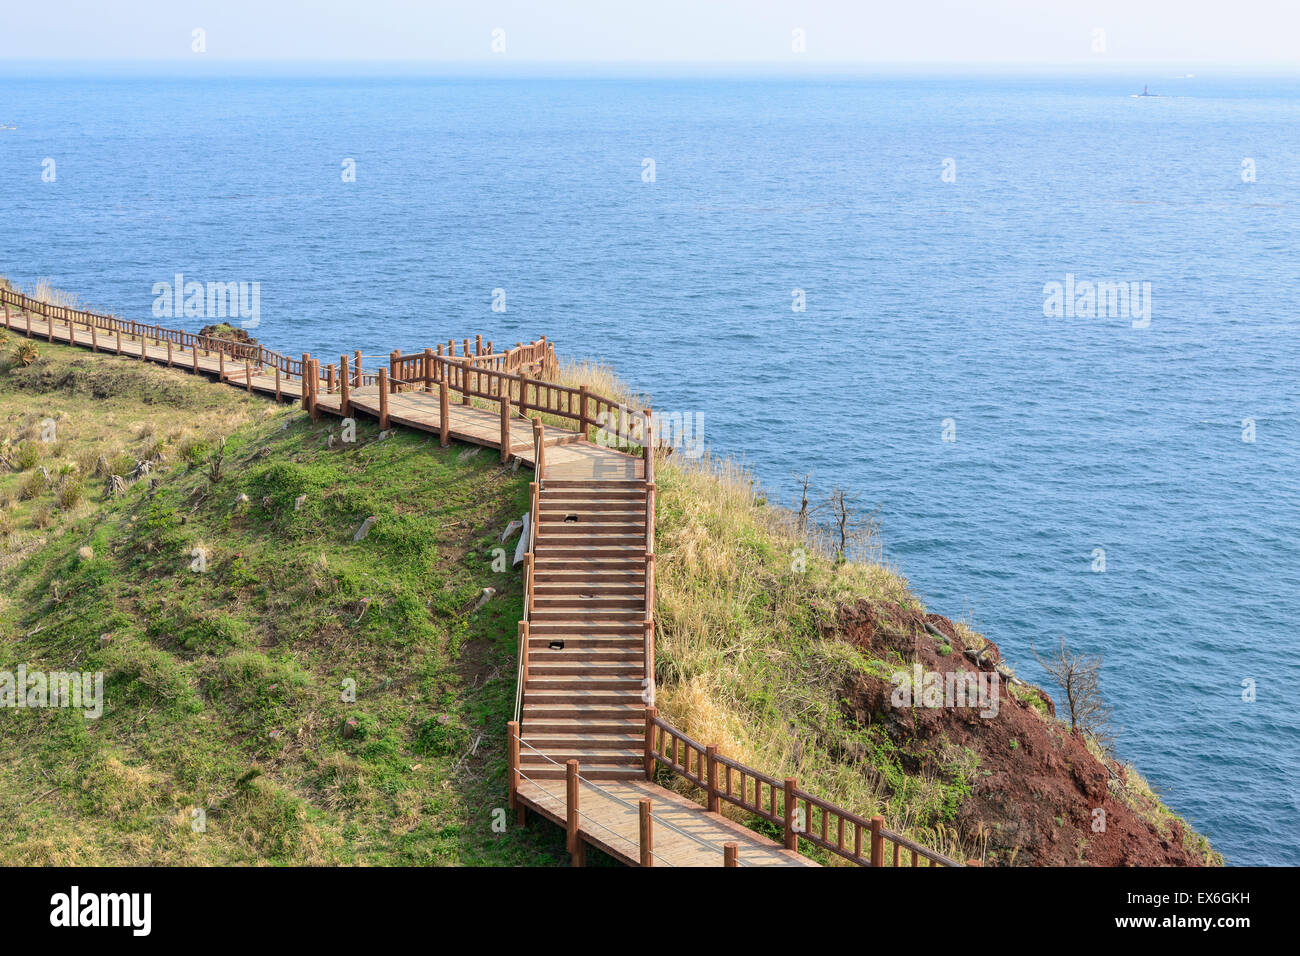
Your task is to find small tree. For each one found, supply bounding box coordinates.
[815,486,875,565]
[795,472,812,534]
[1032,636,1114,751]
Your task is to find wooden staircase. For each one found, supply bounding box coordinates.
[520,478,650,781]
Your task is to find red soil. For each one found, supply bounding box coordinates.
[833,600,1209,866]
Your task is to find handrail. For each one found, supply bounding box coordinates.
[643,410,656,708]
[644,710,963,868]
[513,421,546,726]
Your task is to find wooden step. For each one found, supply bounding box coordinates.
[527,624,645,639]
[533,559,645,571]
[538,504,644,520]
[540,499,646,512]
[532,598,643,611]
[529,657,643,671]
[526,681,645,696]
[521,749,642,766]
[543,479,646,489]
[538,528,644,540]
[523,703,645,720]
[533,572,644,580]
[526,686,643,701]
[533,580,643,592]
[533,544,644,557]
[529,614,644,628]
[524,733,643,748]
[520,720,645,736]
[520,765,644,781]
[527,637,643,651]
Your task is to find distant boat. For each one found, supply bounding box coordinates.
[1137,85,1159,97]
[0,124,16,130]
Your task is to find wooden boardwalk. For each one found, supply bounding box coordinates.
[516,776,815,867]
[2,288,961,869]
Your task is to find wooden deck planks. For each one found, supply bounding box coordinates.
[516,777,816,867]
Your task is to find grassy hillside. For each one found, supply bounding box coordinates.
[0,337,567,864]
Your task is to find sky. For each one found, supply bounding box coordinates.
[1,0,1297,68]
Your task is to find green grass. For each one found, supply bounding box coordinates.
[0,339,569,864]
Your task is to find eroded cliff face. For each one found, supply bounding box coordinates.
[832,600,1217,866]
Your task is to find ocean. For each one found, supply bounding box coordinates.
[1,66,1297,865]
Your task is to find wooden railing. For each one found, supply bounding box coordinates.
[0,288,567,431]
[643,710,964,867]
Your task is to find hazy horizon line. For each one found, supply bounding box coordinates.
[4,58,1298,77]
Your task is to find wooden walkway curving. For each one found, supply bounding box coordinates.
[2,288,961,869]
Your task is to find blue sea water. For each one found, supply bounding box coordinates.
[1,67,1297,866]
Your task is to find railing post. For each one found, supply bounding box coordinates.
[643,619,655,706]
[90,323,97,352]
[523,552,534,614]
[353,350,362,387]
[566,759,583,865]
[519,620,530,686]
[423,347,433,392]
[518,367,529,418]
[639,798,653,867]
[507,720,520,811]
[327,363,336,395]
[340,355,351,415]
[870,815,885,867]
[300,354,311,409]
[191,341,198,373]
[475,333,482,355]
[643,706,657,779]
[245,358,253,391]
[309,360,320,420]
[219,350,226,382]
[378,368,390,429]
[275,365,282,402]
[390,349,400,393]
[784,778,799,851]
[644,408,655,483]
[533,418,546,478]
[578,385,589,438]
[706,745,720,813]
[461,359,471,406]
[435,379,449,447]
[724,843,738,867]
[499,382,511,463]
